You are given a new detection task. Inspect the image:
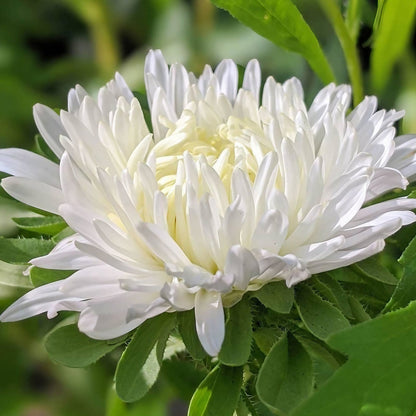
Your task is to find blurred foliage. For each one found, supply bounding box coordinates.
[0,0,415,415]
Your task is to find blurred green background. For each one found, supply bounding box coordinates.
[0,0,415,415]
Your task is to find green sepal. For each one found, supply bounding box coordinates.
[115,313,175,402]
[44,318,123,368]
[0,237,55,265]
[253,281,294,314]
[219,297,252,366]
[295,284,350,341]
[188,364,243,416]
[13,215,67,236]
[177,309,207,360]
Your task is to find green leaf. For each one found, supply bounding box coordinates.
[162,358,207,401]
[52,226,75,243]
[327,267,364,283]
[211,0,335,84]
[188,364,243,416]
[314,275,353,318]
[353,256,398,285]
[13,215,67,235]
[384,261,416,313]
[253,327,281,355]
[115,313,175,402]
[295,285,351,340]
[293,301,416,416]
[0,259,31,288]
[254,281,294,314]
[256,334,313,414]
[0,237,55,265]
[297,337,340,388]
[44,321,121,367]
[345,0,364,42]
[177,310,207,360]
[370,0,416,91]
[398,234,416,266]
[30,266,74,287]
[348,295,371,322]
[219,297,252,366]
[384,235,416,312]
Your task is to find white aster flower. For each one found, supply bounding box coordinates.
[1,50,416,356]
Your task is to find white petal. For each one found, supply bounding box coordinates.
[308,240,385,274]
[2,176,64,214]
[214,59,238,102]
[0,281,83,322]
[59,265,126,298]
[31,236,102,270]
[365,167,407,201]
[242,59,261,103]
[137,222,190,266]
[0,148,60,188]
[225,246,259,290]
[195,290,224,356]
[33,104,65,157]
[160,279,195,310]
[78,292,169,340]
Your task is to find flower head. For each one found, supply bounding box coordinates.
[1,50,416,356]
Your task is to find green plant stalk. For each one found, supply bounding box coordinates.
[319,0,364,106]
[63,0,119,79]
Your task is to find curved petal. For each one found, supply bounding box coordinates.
[195,290,224,356]
[33,104,66,157]
[78,292,169,340]
[0,280,84,322]
[0,148,60,188]
[2,176,64,214]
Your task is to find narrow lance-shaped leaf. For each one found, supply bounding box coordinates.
[384,234,416,312]
[178,309,207,360]
[353,256,398,285]
[115,313,175,402]
[188,364,243,416]
[211,0,335,84]
[219,297,252,366]
[0,237,55,265]
[44,320,123,368]
[370,0,416,91]
[295,284,350,341]
[314,274,353,318]
[13,215,67,235]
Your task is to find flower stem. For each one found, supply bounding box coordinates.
[64,0,119,79]
[318,0,364,106]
